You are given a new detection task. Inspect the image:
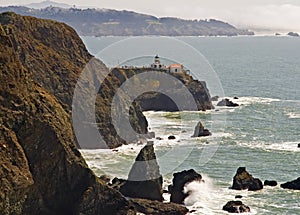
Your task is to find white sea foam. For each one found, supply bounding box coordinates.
[286,112,300,119]
[181,175,257,215]
[237,141,300,152]
[228,97,280,106]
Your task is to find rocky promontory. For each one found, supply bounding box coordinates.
[110,67,213,111]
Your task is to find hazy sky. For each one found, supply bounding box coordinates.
[2,0,300,32]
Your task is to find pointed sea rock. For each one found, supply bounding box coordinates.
[119,142,163,201]
[232,167,263,191]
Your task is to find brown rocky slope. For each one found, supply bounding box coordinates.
[0,11,148,149]
[0,12,137,214]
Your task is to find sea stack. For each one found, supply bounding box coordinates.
[232,167,263,191]
[119,142,163,201]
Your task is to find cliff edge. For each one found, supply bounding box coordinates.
[0,12,136,214]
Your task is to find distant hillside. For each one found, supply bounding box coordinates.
[0,6,254,36]
[25,0,72,9]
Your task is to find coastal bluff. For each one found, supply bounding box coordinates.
[0,11,148,149]
[0,12,137,214]
[110,67,213,111]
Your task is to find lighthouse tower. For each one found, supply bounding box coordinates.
[151,55,163,69]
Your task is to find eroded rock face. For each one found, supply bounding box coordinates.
[281,177,300,190]
[119,142,163,201]
[169,169,202,204]
[109,68,213,112]
[191,121,211,137]
[0,12,148,149]
[0,12,135,215]
[0,127,33,214]
[232,167,263,191]
[222,201,250,213]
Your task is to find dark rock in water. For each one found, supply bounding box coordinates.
[131,198,188,215]
[217,98,239,107]
[232,167,263,191]
[281,177,300,190]
[298,143,300,148]
[156,137,163,140]
[264,180,278,187]
[168,135,176,140]
[211,95,219,101]
[192,121,211,137]
[287,32,300,37]
[169,169,202,204]
[233,96,239,99]
[235,195,243,199]
[222,201,250,213]
[163,189,169,193]
[275,33,281,36]
[119,142,163,201]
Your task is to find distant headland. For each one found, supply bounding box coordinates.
[0,5,254,37]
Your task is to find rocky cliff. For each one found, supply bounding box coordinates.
[110,68,213,111]
[0,12,148,149]
[0,12,138,214]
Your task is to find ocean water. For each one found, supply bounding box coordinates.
[80,36,300,214]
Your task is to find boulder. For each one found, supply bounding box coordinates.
[222,201,250,213]
[119,142,163,201]
[287,32,300,37]
[169,169,202,204]
[191,121,211,137]
[297,143,300,148]
[168,135,176,140]
[235,195,243,199]
[232,167,263,191]
[211,96,219,101]
[131,198,188,215]
[264,180,278,187]
[281,177,300,190]
[217,98,239,107]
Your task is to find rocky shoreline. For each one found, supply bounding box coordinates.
[0,12,299,215]
[0,12,211,214]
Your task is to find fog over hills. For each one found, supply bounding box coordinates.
[0,5,254,36]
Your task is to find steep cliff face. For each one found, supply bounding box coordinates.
[110,68,213,111]
[0,12,148,149]
[0,12,136,214]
